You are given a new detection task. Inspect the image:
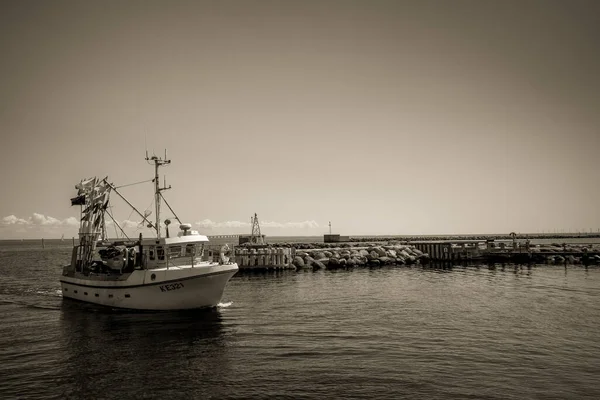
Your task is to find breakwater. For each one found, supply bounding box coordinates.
[232,240,600,270]
[233,242,428,271]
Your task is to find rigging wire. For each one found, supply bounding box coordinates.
[127,206,135,222]
[105,209,130,240]
[108,205,119,238]
[108,194,134,235]
[159,193,182,224]
[141,197,154,227]
[104,180,155,231]
[114,179,153,189]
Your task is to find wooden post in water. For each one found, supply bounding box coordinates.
[42,238,45,249]
[72,237,75,246]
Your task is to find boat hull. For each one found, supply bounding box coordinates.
[60,263,238,311]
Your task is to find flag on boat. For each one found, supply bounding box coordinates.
[70,195,86,206]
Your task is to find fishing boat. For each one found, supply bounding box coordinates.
[60,152,238,310]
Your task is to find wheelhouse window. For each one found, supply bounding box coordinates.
[157,247,165,261]
[149,246,155,261]
[185,244,196,256]
[169,246,182,258]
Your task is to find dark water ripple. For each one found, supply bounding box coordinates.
[0,244,599,399]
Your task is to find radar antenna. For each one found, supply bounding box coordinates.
[145,150,171,239]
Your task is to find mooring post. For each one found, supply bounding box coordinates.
[42,238,45,249]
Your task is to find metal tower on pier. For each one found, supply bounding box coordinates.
[250,213,265,245]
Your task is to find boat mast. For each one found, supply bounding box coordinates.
[146,150,171,239]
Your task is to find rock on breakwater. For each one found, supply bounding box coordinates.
[291,244,428,270]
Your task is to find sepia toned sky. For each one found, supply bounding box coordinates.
[1,0,599,239]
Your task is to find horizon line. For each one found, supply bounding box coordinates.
[4,232,600,241]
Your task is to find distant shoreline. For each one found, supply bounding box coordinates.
[2,233,600,242]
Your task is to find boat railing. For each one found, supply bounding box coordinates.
[202,244,236,264]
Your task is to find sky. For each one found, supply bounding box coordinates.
[1,0,599,239]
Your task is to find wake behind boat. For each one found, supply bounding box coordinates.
[60,152,238,310]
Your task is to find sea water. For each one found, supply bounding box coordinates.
[0,240,599,399]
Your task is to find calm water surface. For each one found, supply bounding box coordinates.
[1,242,599,399]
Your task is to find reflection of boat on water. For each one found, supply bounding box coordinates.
[58,302,229,396]
[60,300,226,338]
[60,301,227,352]
[60,152,238,311]
[59,301,227,357]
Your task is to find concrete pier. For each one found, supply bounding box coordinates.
[234,247,295,271]
[411,239,600,264]
[411,240,484,261]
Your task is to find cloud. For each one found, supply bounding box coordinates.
[2,213,78,227]
[121,219,141,229]
[262,220,320,229]
[194,219,319,230]
[2,214,89,228]
[31,213,61,226]
[195,219,250,229]
[2,214,320,236]
[2,215,31,225]
[64,217,79,226]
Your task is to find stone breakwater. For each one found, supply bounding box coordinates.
[291,244,428,270]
